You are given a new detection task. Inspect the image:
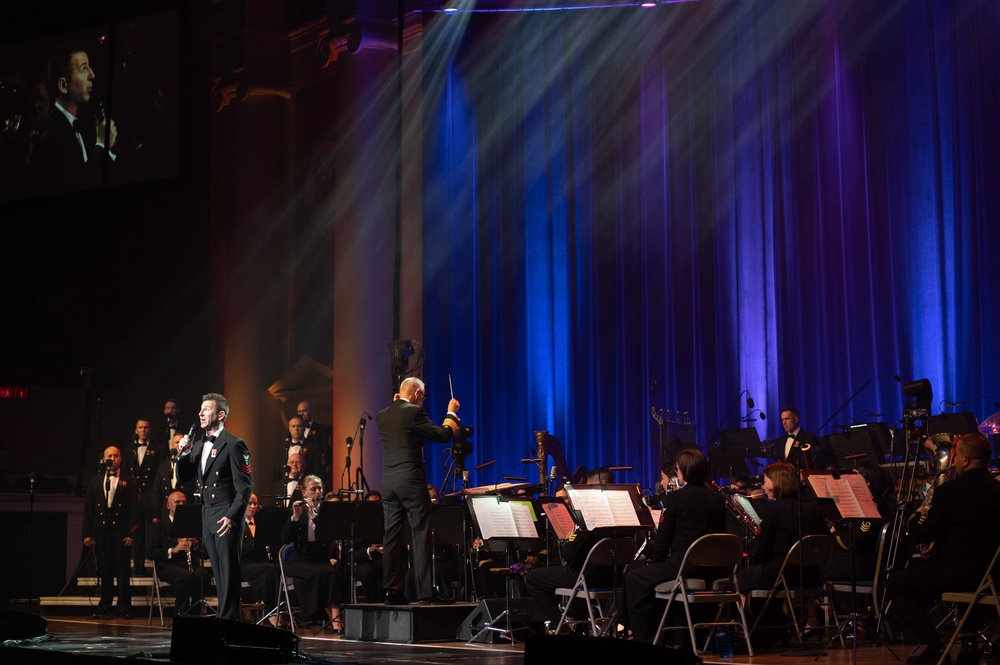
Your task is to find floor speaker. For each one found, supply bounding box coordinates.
[170,615,299,664]
[523,634,701,665]
[456,598,545,642]
[0,609,47,641]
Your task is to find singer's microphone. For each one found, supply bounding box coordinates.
[29,471,37,486]
[105,459,114,469]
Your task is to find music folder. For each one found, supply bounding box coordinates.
[802,470,881,519]
[170,504,204,540]
[537,496,577,540]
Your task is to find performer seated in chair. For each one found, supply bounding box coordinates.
[280,475,344,632]
[886,433,1000,664]
[241,493,281,624]
[736,461,830,642]
[147,491,207,616]
[617,449,727,644]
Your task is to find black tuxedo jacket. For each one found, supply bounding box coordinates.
[376,399,455,468]
[650,481,728,566]
[176,428,253,523]
[30,108,104,193]
[910,467,1000,572]
[147,516,196,567]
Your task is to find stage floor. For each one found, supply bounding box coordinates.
[2,613,920,665]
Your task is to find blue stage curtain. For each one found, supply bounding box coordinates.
[418,0,1000,491]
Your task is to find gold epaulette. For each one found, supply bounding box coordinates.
[443,415,460,430]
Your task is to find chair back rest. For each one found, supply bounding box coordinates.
[783,534,833,570]
[679,533,744,571]
[585,536,637,568]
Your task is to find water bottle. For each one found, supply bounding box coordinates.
[715,626,733,658]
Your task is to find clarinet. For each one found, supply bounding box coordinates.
[185,540,193,572]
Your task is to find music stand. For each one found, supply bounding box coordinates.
[715,427,763,481]
[170,504,214,617]
[313,501,384,603]
[562,483,654,633]
[465,494,543,644]
[803,473,898,663]
[828,429,882,470]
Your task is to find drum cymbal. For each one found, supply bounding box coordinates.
[980,409,1000,435]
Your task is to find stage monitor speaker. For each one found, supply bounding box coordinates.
[0,609,47,641]
[456,598,545,642]
[523,633,702,665]
[170,615,299,664]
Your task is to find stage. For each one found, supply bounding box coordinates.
[1,610,919,665]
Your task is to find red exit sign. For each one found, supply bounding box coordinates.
[0,386,30,399]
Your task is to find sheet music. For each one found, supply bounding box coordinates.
[567,487,642,529]
[806,473,881,519]
[470,497,539,540]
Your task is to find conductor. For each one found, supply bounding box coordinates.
[377,377,460,605]
[176,392,253,621]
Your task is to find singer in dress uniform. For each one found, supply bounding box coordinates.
[176,392,253,622]
[83,446,141,618]
[147,491,206,615]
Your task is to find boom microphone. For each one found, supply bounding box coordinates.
[346,436,354,450]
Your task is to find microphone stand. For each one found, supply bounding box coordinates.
[816,375,902,436]
[27,473,38,613]
[355,421,371,498]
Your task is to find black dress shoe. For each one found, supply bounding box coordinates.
[907,647,949,664]
[418,595,455,605]
[384,591,410,605]
[94,605,116,619]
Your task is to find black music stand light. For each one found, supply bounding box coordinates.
[170,504,214,617]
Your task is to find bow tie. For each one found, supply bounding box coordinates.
[247,520,254,526]
[205,435,217,443]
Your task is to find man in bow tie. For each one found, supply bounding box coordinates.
[30,38,117,194]
[128,418,162,575]
[176,393,253,621]
[83,445,140,619]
